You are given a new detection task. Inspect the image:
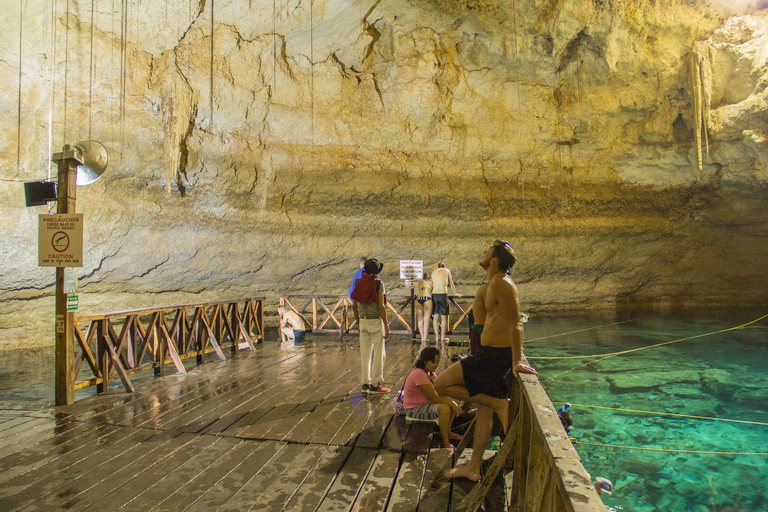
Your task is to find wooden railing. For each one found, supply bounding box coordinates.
[277,294,475,340]
[458,362,607,512]
[509,367,607,511]
[72,298,264,396]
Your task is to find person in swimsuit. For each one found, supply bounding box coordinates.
[278,306,306,343]
[415,272,433,343]
[434,240,537,481]
[431,263,459,342]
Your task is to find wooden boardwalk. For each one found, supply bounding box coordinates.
[0,335,502,512]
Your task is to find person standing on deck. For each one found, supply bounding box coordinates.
[431,262,459,343]
[352,259,390,395]
[434,240,537,481]
[416,272,434,343]
[348,256,367,297]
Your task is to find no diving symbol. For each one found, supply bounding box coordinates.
[52,231,70,252]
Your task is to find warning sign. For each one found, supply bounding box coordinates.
[400,260,424,280]
[39,214,83,267]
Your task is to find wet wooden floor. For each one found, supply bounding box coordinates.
[0,335,496,512]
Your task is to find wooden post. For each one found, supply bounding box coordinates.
[410,288,417,341]
[53,146,80,405]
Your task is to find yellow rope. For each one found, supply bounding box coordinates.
[573,440,768,456]
[528,313,768,360]
[552,402,768,427]
[525,317,645,343]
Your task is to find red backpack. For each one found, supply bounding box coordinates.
[351,274,380,304]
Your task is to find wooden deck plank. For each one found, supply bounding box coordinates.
[65,348,299,427]
[381,414,413,453]
[0,415,39,434]
[199,379,283,434]
[49,430,193,512]
[180,440,287,512]
[350,450,402,512]
[281,446,354,512]
[0,422,116,486]
[265,369,357,441]
[109,436,243,511]
[305,383,367,445]
[315,446,378,512]
[303,339,416,447]
[0,418,56,454]
[201,346,355,437]
[449,447,477,511]
[121,361,286,430]
[387,451,428,512]
[329,346,415,448]
[0,336,469,512]
[247,445,329,511]
[0,416,98,468]
[0,424,131,495]
[77,434,219,512]
[22,430,178,512]
[212,443,314,512]
[148,437,263,512]
[0,426,158,511]
[415,448,454,511]
[152,377,277,433]
[230,357,353,440]
[226,347,363,440]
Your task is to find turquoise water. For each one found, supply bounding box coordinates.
[525,309,768,512]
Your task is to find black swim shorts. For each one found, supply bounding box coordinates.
[459,345,513,398]
[432,294,449,315]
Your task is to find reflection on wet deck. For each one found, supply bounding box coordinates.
[0,335,490,511]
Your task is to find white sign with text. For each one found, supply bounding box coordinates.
[38,214,84,267]
[399,259,423,280]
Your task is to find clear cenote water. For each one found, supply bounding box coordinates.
[525,308,768,512]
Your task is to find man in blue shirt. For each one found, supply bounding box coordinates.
[349,256,367,297]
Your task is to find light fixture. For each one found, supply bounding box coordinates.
[72,140,108,186]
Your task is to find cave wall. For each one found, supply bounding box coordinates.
[1,0,768,348]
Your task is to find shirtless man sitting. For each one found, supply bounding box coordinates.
[278,306,306,342]
[434,240,537,481]
[431,263,460,342]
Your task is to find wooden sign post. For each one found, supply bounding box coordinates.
[51,146,82,406]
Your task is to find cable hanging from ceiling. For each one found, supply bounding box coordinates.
[17,0,24,176]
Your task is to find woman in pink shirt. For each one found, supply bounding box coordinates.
[404,347,462,447]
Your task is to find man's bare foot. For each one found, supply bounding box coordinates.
[494,398,510,436]
[445,465,481,481]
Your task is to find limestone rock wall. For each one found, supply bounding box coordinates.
[1,0,768,348]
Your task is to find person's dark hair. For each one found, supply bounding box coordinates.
[415,347,440,370]
[360,256,367,263]
[492,240,517,274]
[437,262,445,268]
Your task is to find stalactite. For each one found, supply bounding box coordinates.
[690,52,702,180]
[690,42,713,182]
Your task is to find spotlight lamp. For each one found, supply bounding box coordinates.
[24,140,108,207]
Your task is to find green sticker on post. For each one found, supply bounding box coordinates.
[67,294,79,311]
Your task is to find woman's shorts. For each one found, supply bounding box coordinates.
[405,403,440,420]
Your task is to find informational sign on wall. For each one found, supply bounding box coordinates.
[400,259,423,280]
[38,214,83,267]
